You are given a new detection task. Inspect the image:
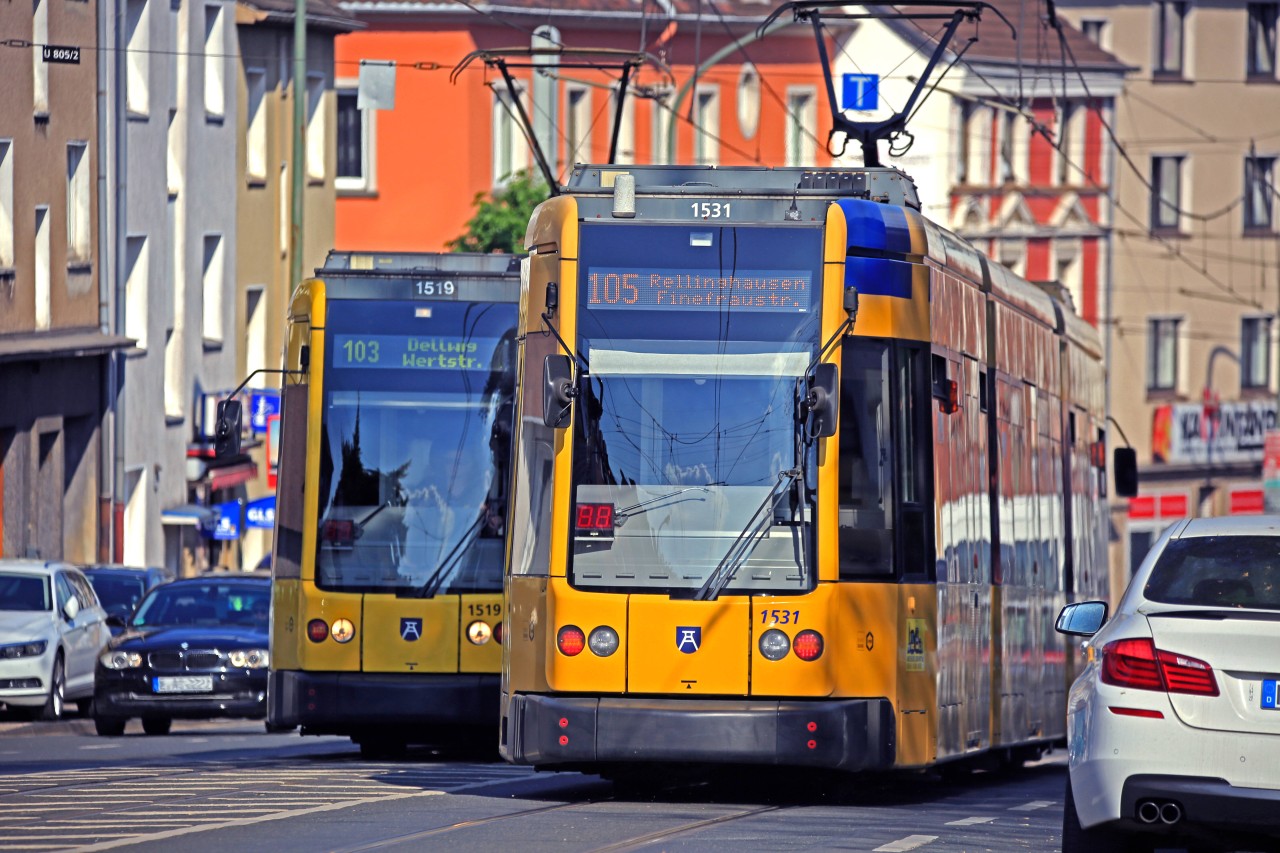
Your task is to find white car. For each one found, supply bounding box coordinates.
[1057,515,1280,853]
[0,560,112,719]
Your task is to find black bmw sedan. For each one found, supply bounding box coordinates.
[93,574,271,736]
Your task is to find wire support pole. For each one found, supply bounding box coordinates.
[289,0,307,292]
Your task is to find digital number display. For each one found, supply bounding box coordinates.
[575,503,615,535]
[332,334,501,371]
[586,267,811,312]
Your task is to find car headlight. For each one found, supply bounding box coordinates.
[99,650,143,669]
[228,649,269,669]
[0,640,48,659]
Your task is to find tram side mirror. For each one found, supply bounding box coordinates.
[215,399,243,458]
[542,354,575,429]
[1056,601,1107,637]
[807,362,839,439]
[1113,446,1138,498]
[843,286,860,326]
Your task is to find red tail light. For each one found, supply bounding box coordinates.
[557,625,585,657]
[793,630,824,661]
[307,619,329,643]
[494,621,504,644]
[1100,638,1219,697]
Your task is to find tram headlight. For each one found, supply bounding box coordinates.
[99,650,143,670]
[793,629,824,661]
[228,649,270,669]
[587,626,619,657]
[331,618,355,644]
[557,625,585,656]
[758,629,790,661]
[467,620,493,645]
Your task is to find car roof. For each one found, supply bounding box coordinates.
[0,559,80,576]
[1174,514,1280,538]
[167,573,270,585]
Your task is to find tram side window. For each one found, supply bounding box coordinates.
[839,340,893,577]
[896,345,933,580]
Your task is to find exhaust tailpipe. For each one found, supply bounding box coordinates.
[1136,800,1161,824]
[1159,802,1182,825]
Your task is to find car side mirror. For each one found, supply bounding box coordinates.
[542,354,575,429]
[1113,446,1138,498]
[807,362,839,439]
[62,597,80,622]
[1056,600,1108,637]
[215,399,243,458]
[105,614,127,630]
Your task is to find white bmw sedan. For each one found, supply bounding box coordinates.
[1057,515,1280,853]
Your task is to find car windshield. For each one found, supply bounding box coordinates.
[1145,535,1280,611]
[132,582,271,628]
[84,573,147,618]
[0,573,51,612]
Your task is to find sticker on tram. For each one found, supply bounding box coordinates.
[676,627,702,654]
[401,618,423,642]
[905,619,926,671]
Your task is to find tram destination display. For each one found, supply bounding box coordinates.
[585,267,812,312]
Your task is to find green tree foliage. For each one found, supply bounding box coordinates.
[447,171,549,254]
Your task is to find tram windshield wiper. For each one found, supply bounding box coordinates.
[615,487,711,525]
[693,468,800,601]
[401,512,486,599]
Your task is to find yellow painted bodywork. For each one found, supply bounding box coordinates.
[627,595,750,695]
[292,581,362,672]
[544,577,627,692]
[363,596,458,673]
[750,587,836,698]
[458,593,504,672]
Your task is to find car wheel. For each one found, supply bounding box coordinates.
[1062,777,1138,853]
[94,715,127,737]
[141,716,172,736]
[40,654,65,721]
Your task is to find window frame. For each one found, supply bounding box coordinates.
[785,86,817,168]
[1153,0,1188,77]
[1244,155,1276,231]
[1248,3,1279,78]
[1241,315,1273,391]
[1150,154,1186,233]
[335,82,377,195]
[1147,315,1183,395]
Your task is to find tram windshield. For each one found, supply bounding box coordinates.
[315,299,517,595]
[570,223,823,595]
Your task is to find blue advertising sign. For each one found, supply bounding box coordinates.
[248,390,281,434]
[842,73,879,111]
[246,495,276,529]
[209,500,242,541]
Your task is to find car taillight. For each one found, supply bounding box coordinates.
[793,630,824,661]
[557,625,585,656]
[307,619,329,643]
[1100,637,1219,697]
[1157,649,1219,697]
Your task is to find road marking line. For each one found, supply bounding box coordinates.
[874,835,938,852]
[945,817,996,826]
[72,790,444,852]
[76,745,120,750]
[1009,800,1055,811]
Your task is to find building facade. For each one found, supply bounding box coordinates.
[1056,0,1280,580]
[0,0,131,561]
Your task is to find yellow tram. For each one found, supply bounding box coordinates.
[267,252,519,757]
[499,164,1126,774]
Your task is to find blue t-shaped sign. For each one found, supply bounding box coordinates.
[842,73,880,111]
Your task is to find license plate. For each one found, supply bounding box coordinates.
[153,675,213,694]
[1263,679,1277,710]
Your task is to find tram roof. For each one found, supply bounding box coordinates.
[318,251,522,276]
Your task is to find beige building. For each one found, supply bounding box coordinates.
[233,0,356,568]
[1058,1,1280,586]
[0,0,131,560]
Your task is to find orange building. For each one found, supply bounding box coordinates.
[334,0,842,251]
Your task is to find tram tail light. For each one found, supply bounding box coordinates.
[494,621,504,644]
[307,619,329,643]
[557,625,585,656]
[793,630,824,661]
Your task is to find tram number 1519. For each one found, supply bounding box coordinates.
[415,280,455,296]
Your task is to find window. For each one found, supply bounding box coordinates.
[491,83,528,185]
[1147,316,1181,392]
[1054,238,1082,311]
[125,235,148,348]
[608,84,635,164]
[998,110,1019,183]
[33,0,49,115]
[651,92,673,165]
[202,234,223,342]
[126,0,149,115]
[1246,156,1276,230]
[306,73,325,180]
[34,206,50,330]
[1248,4,1278,76]
[1154,1,1187,75]
[1056,101,1085,185]
[164,196,182,417]
[336,86,375,193]
[204,4,225,119]
[954,100,973,183]
[245,285,266,377]
[998,238,1027,277]
[167,110,181,194]
[66,142,90,264]
[1081,19,1109,48]
[245,69,267,181]
[1242,316,1272,389]
[565,86,591,168]
[737,64,760,141]
[693,88,719,166]
[1150,155,1184,231]
[786,88,816,167]
[0,140,12,269]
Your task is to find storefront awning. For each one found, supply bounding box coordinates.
[208,461,258,491]
[161,504,216,527]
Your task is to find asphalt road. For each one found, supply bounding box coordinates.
[0,711,1081,853]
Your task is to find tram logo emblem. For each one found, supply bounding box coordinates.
[400,618,423,642]
[676,627,702,654]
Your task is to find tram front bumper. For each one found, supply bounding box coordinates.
[504,694,895,771]
[269,670,499,734]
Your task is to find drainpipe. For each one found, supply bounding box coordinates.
[288,0,307,293]
[96,0,110,559]
[111,0,129,562]
[665,18,794,164]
